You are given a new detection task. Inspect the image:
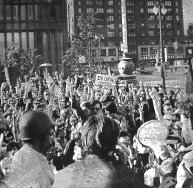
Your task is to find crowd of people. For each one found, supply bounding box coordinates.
[0,70,193,187]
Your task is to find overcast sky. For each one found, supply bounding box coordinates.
[183,0,193,35]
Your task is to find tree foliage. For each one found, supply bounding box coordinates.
[63,12,102,70]
[2,44,42,76]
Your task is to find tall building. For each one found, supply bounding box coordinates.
[67,0,185,66]
[0,0,67,71]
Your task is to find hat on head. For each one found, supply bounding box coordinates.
[102,96,114,103]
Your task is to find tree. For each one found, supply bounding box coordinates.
[63,12,103,74]
[2,44,42,76]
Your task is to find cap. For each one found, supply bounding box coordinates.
[19,111,54,141]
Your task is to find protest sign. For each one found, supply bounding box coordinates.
[95,74,117,86]
[137,120,168,150]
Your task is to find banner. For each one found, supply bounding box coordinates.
[95,74,117,86]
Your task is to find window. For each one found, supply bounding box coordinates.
[107,16,114,22]
[109,49,116,56]
[166,31,173,36]
[28,5,33,20]
[6,6,11,20]
[127,1,134,6]
[101,49,106,56]
[49,5,56,19]
[127,9,134,14]
[29,32,34,50]
[119,31,122,37]
[21,5,26,20]
[149,31,154,36]
[141,33,145,37]
[148,24,155,29]
[14,32,19,45]
[107,0,113,6]
[0,33,5,56]
[97,25,104,29]
[96,8,104,13]
[107,8,114,13]
[78,8,82,13]
[13,5,19,20]
[128,50,137,55]
[108,41,115,46]
[175,1,179,6]
[78,0,81,5]
[141,48,148,55]
[148,8,154,13]
[148,15,155,20]
[147,1,154,6]
[127,16,134,21]
[140,8,144,13]
[166,23,172,28]
[21,32,27,50]
[128,41,136,46]
[141,23,144,27]
[0,5,4,21]
[128,33,136,37]
[167,8,172,13]
[118,9,121,13]
[166,16,172,21]
[107,32,114,37]
[96,0,104,6]
[165,1,172,6]
[7,33,12,47]
[86,0,93,6]
[176,16,180,21]
[107,24,114,29]
[176,8,179,13]
[177,30,180,36]
[87,8,94,13]
[128,24,135,29]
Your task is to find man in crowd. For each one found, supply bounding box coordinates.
[1,111,55,188]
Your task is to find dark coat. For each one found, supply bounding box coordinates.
[53,154,143,188]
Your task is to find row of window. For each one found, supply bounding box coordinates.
[0,4,63,21]
[147,0,179,6]
[78,0,114,6]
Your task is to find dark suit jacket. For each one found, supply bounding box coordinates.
[53,154,143,188]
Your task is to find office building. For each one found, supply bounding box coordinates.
[0,0,67,71]
[67,0,185,66]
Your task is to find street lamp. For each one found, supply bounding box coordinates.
[153,0,167,92]
[95,34,104,70]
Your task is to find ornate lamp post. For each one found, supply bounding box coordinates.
[153,0,167,92]
[95,34,104,69]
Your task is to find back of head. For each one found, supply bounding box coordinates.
[19,110,54,141]
[81,115,119,155]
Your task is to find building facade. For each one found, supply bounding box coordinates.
[0,0,67,72]
[67,0,185,66]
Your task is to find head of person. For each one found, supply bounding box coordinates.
[91,100,102,116]
[19,111,55,155]
[81,115,120,157]
[60,107,71,120]
[159,158,176,178]
[6,142,20,158]
[69,114,79,127]
[43,90,50,100]
[81,102,91,116]
[163,102,173,115]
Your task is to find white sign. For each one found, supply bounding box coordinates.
[95,74,117,86]
[78,55,86,64]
